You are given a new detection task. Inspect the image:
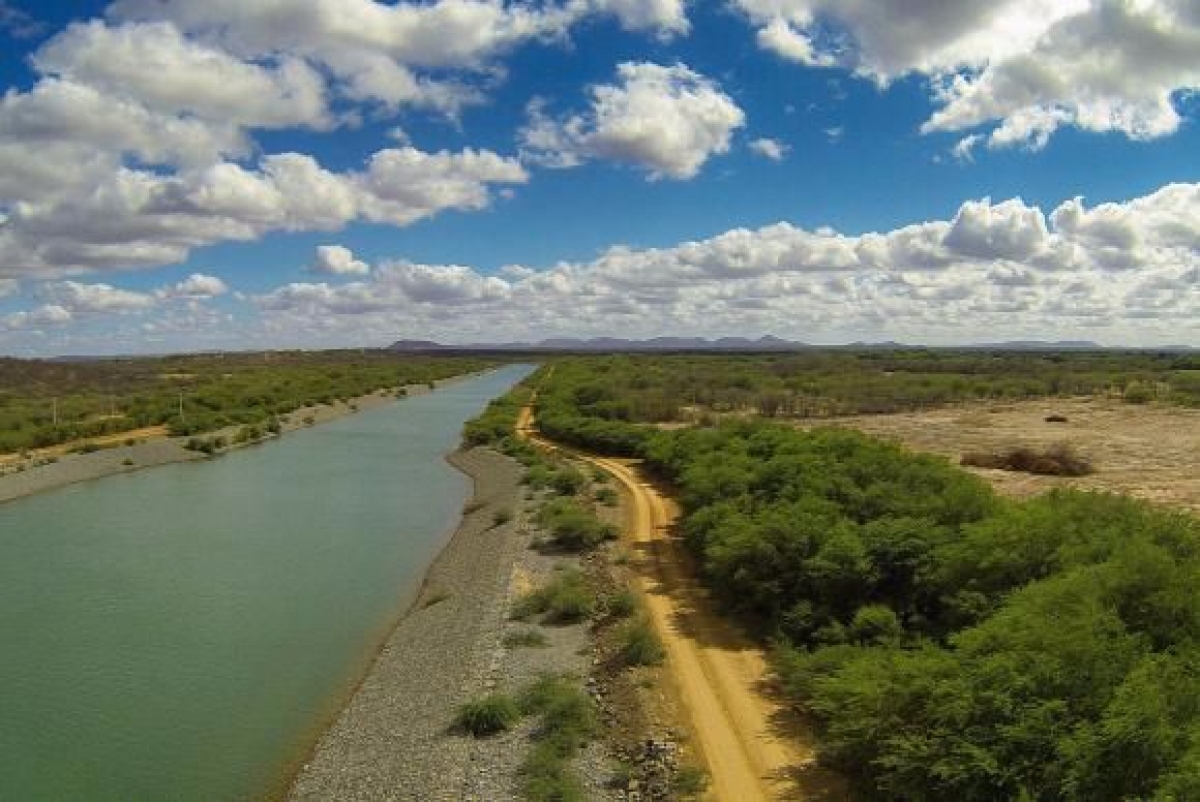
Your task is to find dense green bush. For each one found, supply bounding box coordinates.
[648,420,1200,799]
[535,498,617,552]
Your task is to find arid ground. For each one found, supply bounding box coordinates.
[805,398,1200,512]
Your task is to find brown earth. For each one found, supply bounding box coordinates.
[802,397,1200,511]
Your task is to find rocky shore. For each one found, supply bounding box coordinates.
[288,445,628,801]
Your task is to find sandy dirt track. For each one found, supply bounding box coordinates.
[518,404,828,801]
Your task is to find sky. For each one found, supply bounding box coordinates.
[0,0,1198,355]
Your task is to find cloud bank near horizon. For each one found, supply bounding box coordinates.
[7,181,1196,352]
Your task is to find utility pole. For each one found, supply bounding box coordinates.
[178,390,186,424]
[52,397,58,427]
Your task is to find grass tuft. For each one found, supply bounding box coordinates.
[454,693,521,736]
[512,569,595,625]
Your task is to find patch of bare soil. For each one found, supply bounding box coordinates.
[805,398,1200,511]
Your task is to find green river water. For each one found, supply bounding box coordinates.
[0,364,533,800]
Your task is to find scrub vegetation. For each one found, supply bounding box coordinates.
[524,353,1200,800]
[533,351,1200,448]
[0,351,494,453]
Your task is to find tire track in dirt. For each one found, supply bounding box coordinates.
[518,403,820,800]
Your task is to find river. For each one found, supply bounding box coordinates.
[0,364,533,800]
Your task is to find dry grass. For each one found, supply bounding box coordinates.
[798,398,1200,512]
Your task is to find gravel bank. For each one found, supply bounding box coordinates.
[288,446,618,801]
[288,447,530,801]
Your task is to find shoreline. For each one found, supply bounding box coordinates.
[0,370,494,507]
[286,445,529,800]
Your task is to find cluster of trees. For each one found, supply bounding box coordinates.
[646,423,1200,799]
[0,351,494,453]
[523,352,1200,430]
[462,381,533,449]
[518,357,1200,799]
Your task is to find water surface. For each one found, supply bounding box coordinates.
[0,364,532,800]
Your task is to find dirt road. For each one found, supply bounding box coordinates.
[0,424,169,469]
[517,405,822,800]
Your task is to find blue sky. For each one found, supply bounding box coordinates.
[1,0,1199,354]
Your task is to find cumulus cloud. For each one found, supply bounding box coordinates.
[310,245,370,276]
[107,0,690,111]
[163,273,229,299]
[251,182,1200,347]
[35,21,331,131]
[2,273,231,333]
[735,0,1200,149]
[587,0,689,37]
[749,137,789,161]
[39,280,157,314]
[520,62,745,179]
[0,6,537,280]
[0,147,527,278]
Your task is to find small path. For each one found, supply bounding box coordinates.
[518,404,820,801]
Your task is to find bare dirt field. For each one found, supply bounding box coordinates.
[803,398,1200,512]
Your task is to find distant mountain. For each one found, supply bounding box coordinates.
[963,340,1103,351]
[388,339,455,351]
[389,335,814,352]
[384,336,1185,353]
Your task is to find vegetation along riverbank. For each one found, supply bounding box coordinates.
[0,352,496,504]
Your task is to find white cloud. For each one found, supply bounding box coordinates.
[2,273,232,333]
[587,0,690,37]
[520,62,745,180]
[735,0,1200,149]
[310,245,370,276]
[40,280,157,314]
[749,137,789,161]
[0,278,16,298]
[35,21,331,131]
[251,181,1200,347]
[164,273,229,299]
[0,146,527,278]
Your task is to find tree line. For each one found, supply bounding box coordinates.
[0,351,496,453]
[515,356,1200,799]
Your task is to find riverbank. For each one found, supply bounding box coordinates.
[288,446,528,800]
[0,372,487,506]
[288,439,632,801]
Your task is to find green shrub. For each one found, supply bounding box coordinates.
[849,604,903,645]
[604,588,638,619]
[618,617,664,666]
[594,486,619,506]
[551,467,587,496]
[454,693,521,736]
[512,569,595,625]
[671,765,709,797]
[536,498,617,552]
[519,676,597,801]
